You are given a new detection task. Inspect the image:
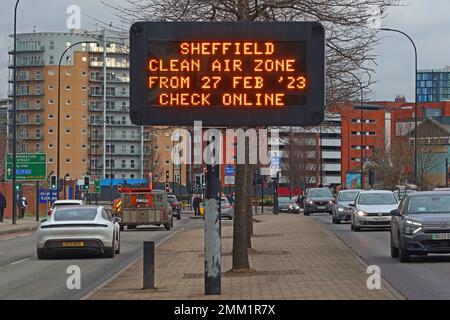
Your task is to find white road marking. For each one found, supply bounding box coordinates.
[10,258,30,265]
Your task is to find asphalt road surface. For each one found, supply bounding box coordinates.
[311,213,450,300]
[0,216,191,300]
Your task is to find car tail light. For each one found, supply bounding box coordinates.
[225,204,231,209]
[47,209,52,216]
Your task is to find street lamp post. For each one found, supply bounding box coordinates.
[346,71,364,189]
[11,0,20,225]
[57,41,98,199]
[379,28,418,185]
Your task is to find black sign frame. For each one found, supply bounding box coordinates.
[130,22,325,127]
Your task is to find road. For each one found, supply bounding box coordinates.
[0,216,191,300]
[311,213,450,300]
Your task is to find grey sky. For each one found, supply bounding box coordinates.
[0,0,449,102]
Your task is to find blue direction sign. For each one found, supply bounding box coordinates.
[39,189,58,204]
[225,164,235,176]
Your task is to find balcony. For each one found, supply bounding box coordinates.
[89,134,104,141]
[88,104,129,113]
[87,46,129,55]
[19,120,45,126]
[89,91,130,98]
[106,152,142,157]
[8,90,44,97]
[89,76,130,83]
[89,61,130,69]
[9,60,45,68]
[16,103,44,111]
[8,44,45,53]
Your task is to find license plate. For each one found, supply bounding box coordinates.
[317,206,326,210]
[62,241,85,247]
[374,217,389,221]
[432,233,450,240]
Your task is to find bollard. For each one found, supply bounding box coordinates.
[143,241,155,289]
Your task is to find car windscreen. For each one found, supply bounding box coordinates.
[278,197,290,203]
[53,208,98,221]
[358,193,397,205]
[338,191,360,202]
[52,202,81,208]
[167,197,177,203]
[308,189,332,198]
[407,195,450,214]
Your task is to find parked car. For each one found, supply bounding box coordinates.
[48,199,84,216]
[288,200,301,214]
[332,189,361,224]
[168,195,181,220]
[219,197,233,220]
[390,191,450,262]
[278,197,292,213]
[37,205,121,259]
[303,188,334,216]
[350,190,399,231]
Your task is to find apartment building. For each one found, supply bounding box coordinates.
[7,30,145,182]
[417,67,450,102]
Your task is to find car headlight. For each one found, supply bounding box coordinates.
[289,205,293,209]
[329,200,334,204]
[307,200,314,205]
[404,220,422,235]
[338,207,344,212]
[357,210,367,217]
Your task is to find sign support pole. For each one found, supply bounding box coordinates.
[35,181,39,222]
[204,162,221,295]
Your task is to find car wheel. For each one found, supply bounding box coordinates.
[332,216,336,224]
[171,216,174,228]
[354,225,361,232]
[304,210,310,216]
[127,225,136,230]
[228,215,233,220]
[390,234,399,258]
[36,248,47,260]
[164,222,171,231]
[177,213,181,220]
[119,224,124,232]
[398,236,410,262]
[351,223,354,231]
[104,247,115,258]
[115,238,121,255]
[336,218,341,225]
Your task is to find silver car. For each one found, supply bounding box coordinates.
[332,189,361,224]
[36,205,121,259]
[350,190,399,231]
[219,197,233,220]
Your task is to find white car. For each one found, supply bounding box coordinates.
[350,190,399,231]
[48,199,84,216]
[37,205,121,259]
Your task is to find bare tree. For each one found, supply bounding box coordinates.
[282,128,317,191]
[104,0,404,272]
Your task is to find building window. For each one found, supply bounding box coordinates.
[81,144,86,149]
[65,144,71,149]
[48,84,54,90]
[65,114,71,120]
[130,145,135,154]
[81,129,86,134]
[65,159,71,163]
[48,158,54,163]
[48,99,54,104]
[82,71,87,76]
[82,159,86,163]
[65,85,71,91]
[48,129,54,134]
[48,144,54,149]
[165,160,170,165]
[65,70,71,76]
[130,160,135,169]
[48,70,55,76]
[165,145,170,151]
[121,160,126,168]
[48,114,54,120]
[65,129,71,134]
[82,85,87,91]
[154,145,159,150]
[82,56,87,62]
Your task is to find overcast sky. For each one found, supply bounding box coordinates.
[1,0,449,102]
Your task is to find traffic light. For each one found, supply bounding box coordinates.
[165,183,170,193]
[201,172,206,188]
[165,170,170,181]
[195,174,201,189]
[84,175,90,190]
[368,170,375,187]
[15,183,21,193]
[50,175,57,190]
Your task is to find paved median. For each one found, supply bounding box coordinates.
[88,213,403,300]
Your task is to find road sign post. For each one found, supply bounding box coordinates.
[6,153,46,181]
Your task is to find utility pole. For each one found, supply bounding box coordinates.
[446,157,448,188]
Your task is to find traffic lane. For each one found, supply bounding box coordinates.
[311,213,450,300]
[0,216,190,300]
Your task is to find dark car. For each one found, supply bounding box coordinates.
[390,191,450,262]
[277,197,292,213]
[332,189,361,224]
[303,188,334,216]
[168,195,181,220]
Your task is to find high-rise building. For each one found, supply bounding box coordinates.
[7,30,144,182]
[417,67,450,102]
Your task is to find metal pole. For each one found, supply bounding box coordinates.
[172,138,175,195]
[204,163,221,295]
[261,180,264,214]
[102,30,107,180]
[35,181,39,222]
[143,241,155,289]
[319,125,323,186]
[446,158,448,188]
[57,41,98,199]
[380,28,418,185]
[12,0,20,225]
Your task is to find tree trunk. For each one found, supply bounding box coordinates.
[232,150,250,270]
